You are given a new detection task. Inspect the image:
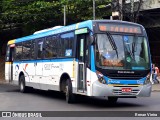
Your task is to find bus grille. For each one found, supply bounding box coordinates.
[113,89,140,95]
[109,76,143,80]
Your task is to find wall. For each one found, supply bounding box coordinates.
[141,0,160,10]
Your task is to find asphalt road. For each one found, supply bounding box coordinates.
[0,83,160,120]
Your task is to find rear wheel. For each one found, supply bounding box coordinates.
[65,79,75,103]
[19,75,28,93]
[108,97,118,104]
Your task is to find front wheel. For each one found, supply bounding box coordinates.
[65,79,75,103]
[108,97,118,104]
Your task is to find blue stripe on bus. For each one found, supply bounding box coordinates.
[13,58,77,63]
[91,45,96,72]
[77,20,93,30]
[106,77,146,85]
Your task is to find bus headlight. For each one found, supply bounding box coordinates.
[144,72,151,85]
[96,71,106,84]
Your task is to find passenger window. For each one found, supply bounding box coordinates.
[45,37,53,58]
[23,41,31,60]
[37,39,44,59]
[30,40,36,59]
[60,32,74,57]
[15,43,23,60]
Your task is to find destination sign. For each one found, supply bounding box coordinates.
[99,23,142,34]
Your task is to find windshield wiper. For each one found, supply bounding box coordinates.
[106,32,118,58]
[132,34,138,58]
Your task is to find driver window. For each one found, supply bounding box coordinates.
[97,34,112,54]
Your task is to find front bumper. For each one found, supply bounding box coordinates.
[92,81,152,97]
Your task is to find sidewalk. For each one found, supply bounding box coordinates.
[152,76,160,92]
[0,79,5,84]
[152,83,160,92]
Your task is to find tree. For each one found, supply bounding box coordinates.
[0,0,111,44]
[0,0,111,56]
[1,0,111,33]
[122,0,143,22]
[0,0,62,35]
[60,0,111,24]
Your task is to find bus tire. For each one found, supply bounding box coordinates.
[65,79,75,103]
[19,75,28,93]
[108,97,118,104]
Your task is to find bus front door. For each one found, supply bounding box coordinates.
[77,34,87,92]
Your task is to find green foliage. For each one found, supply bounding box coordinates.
[61,0,111,22]
[0,0,111,35]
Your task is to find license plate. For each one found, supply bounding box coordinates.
[122,88,132,93]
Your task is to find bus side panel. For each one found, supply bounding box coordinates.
[40,60,75,91]
[90,70,98,96]
[58,61,75,90]
[71,61,78,93]
[34,62,43,89]
[86,68,91,96]
[72,61,78,91]
[23,62,35,87]
[13,63,19,82]
[42,61,60,90]
[12,62,23,85]
[42,61,53,90]
[5,62,11,82]
[12,62,34,86]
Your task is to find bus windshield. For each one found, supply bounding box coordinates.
[95,33,150,70]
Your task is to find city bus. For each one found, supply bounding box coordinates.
[5,20,152,103]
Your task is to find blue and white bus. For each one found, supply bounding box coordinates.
[5,20,152,103]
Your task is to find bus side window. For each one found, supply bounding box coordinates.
[37,38,45,59]
[52,36,58,57]
[60,32,74,57]
[30,40,36,59]
[23,41,31,60]
[15,43,23,61]
[6,46,10,62]
[45,37,54,58]
[5,45,15,62]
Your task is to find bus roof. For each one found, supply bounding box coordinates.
[7,20,143,45]
[33,26,63,34]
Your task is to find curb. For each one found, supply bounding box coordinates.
[0,80,8,84]
[151,84,160,92]
[152,90,160,92]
